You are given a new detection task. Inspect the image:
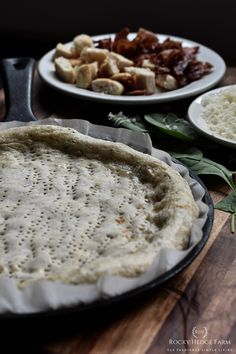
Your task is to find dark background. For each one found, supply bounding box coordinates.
[0,0,235,65]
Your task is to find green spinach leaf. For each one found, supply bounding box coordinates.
[215,190,236,213]
[144,113,198,142]
[188,158,236,190]
[170,150,236,190]
[170,148,203,162]
[108,112,148,133]
[215,190,236,233]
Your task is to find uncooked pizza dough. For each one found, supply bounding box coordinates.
[0,125,198,288]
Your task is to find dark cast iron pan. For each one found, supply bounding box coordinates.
[0,57,37,122]
[0,58,214,322]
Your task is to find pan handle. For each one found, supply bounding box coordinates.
[0,58,37,122]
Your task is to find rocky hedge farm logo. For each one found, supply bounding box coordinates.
[192,326,208,339]
[167,326,232,352]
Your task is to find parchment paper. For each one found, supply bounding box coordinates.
[0,119,209,314]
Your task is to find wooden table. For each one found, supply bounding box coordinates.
[0,67,235,354]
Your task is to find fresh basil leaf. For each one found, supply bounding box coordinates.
[144,113,198,141]
[215,190,236,214]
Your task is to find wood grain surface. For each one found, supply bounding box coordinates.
[0,66,235,354]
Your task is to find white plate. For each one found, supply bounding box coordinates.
[38,33,226,105]
[188,85,236,149]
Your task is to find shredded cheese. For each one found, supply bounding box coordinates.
[201,85,236,141]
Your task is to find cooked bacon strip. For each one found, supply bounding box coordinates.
[115,27,130,41]
[94,37,113,51]
[186,61,213,81]
[93,27,213,91]
[159,38,182,51]
[133,28,159,53]
[111,27,159,59]
[157,49,182,67]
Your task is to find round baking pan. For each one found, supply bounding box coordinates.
[0,58,214,320]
